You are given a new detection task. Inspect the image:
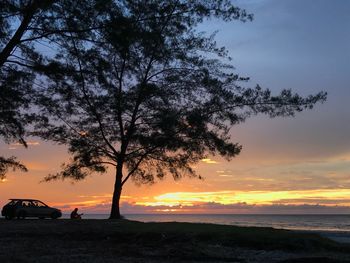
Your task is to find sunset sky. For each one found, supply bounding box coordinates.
[1,0,350,214]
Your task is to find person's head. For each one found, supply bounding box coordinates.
[74,208,78,212]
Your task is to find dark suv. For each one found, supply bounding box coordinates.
[1,199,62,219]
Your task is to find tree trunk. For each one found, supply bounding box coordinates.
[109,165,123,219]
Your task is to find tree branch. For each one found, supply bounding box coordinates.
[121,146,158,186]
[0,0,51,67]
[66,24,119,157]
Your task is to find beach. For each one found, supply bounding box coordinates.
[1,219,350,263]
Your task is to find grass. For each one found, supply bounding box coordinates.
[109,220,346,252]
[0,219,349,262]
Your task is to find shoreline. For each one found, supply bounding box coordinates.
[61,213,350,232]
[308,231,350,244]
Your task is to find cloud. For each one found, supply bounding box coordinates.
[26,180,350,214]
[50,188,350,214]
[69,201,350,215]
[25,162,49,171]
[201,158,219,164]
[215,170,233,177]
[11,141,40,146]
[206,158,350,192]
[8,141,40,150]
[78,194,113,199]
[135,189,350,207]
[27,141,40,146]
[218,174,233,177]
[52,194,131,212]
[271,198,350,205]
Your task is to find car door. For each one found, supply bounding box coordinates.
[35,201,52,217]
[21,200,35,217]
[31,201,46,217]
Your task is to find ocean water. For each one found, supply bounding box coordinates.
[63,214,350,232]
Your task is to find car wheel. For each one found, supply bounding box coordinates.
[18,211,26,219]
[51,212,60,219]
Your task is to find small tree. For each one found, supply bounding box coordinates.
[35,0,326,219]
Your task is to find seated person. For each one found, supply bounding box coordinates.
[70,208,83,219]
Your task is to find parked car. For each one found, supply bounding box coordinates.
[1,199,62,219]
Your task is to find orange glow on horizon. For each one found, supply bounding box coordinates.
[135,189,350,207]
[2,138,350,214]
[44,189,350,214]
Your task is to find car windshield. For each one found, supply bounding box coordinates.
[7,200,19,206]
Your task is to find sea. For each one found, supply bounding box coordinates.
[62,214,350,232]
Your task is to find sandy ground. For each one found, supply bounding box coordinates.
[0,219,350,263]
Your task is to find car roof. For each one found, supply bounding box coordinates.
[9,199,42,202]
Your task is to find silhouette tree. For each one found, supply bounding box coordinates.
[34,0,326,219]
[0,0,113,177]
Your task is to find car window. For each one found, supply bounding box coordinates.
[32,201,46,207]
[21,200,32,207]
[7,200,16,205]
[37,201,47,207]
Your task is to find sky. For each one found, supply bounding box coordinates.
[1,0,350,214]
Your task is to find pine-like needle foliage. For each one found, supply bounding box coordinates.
[31,0,326,218]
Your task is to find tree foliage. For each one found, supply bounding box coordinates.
[32,0,327,218]
[0,156,27,180]
[0,0,112,176]
[0,0,50,175]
